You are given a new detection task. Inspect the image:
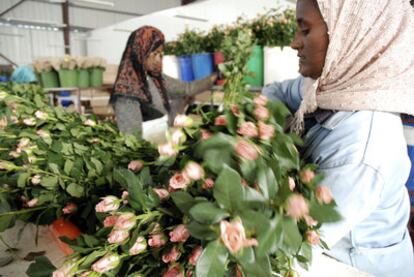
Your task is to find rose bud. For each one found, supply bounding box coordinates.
[183,161,204,181]
[103,215,118,228]
[148,233,167,248]
[220,219,258,254]
[286,194,309,221]
[129,236,147,255]
[23,118,36,126]
[254,95,268,106]
[31,174,42,185]
[107,229,129,244]
[91,253,121,273]
[121,191,129,205]
[315,185,333,204]
[202,178,214,190]
[288,177,296,191]
[214,115,227,126]
[114,212,136,230]
[189,246,203,266]
[158,142,178,158]
[26,198,39,208]
[254,106,269,121]
[304,215,318,227]
[62,203,77,214]
[258,121,275,140]
[128,160,143,172]
[235,140,258,161]
[162,246,181,264]
[230,104,240,116]
[36,129,50,139]
[169,172,190,190]
[237,122,258,138]
[300,169,315,185]
[83,119,96,127]
[170,129,186,145]
[174,114,193,127]
[169,224,190,243]
[95,196,120,213]
[306,230,321,245]
[200,129,212,140]
[153,188,170,201]
[35,111,48,120]
[163,265,184,277]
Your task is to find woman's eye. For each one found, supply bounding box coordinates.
[301,29,310,35]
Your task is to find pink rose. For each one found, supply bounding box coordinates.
[163,265,184,277]
[158,142,178,158]
[237,122,258,138]
[91,253,120,273]
[230,104,240,116]
[9,151,20,158]
[304,215,318,227]
[254,95,268,106]
[254,106,269,121]
[169,172,190,190]
[183,161,204,181]
[300,169,315,184]
[214,115,227,126]
[189,246,203,266]
[148,233,167,248]
[62,203,77,215]
[31,174,41,185]
[286,194,309,221]
[35,111,48,120]
[52,259,77,277]
[114,212,136,230]
[315,186,333,204]
[27,198,39,207]
[169,224,190,243]
[129,236,147,255]
[36,130,50,139]
[258,121,275,140]
[18,138,30,149]
[306,230,321,245]
[103,215,118,228]
[128,160,143,172]
[23,118,36,126]
[121,191,129,205]
[153,188,170,201]
[220,219,258,254]
[201,129,212,140]
[288,177,296,191]
[174,114,193,127]
[83,119,96,127]
[235,140,258,161]
[171,129,186,145]
[202,178,215,190]
[107,229,129,244]
[95,196,120,213]
[162,246,181,263]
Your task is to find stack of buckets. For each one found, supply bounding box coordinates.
[39,68,104,89]
[175,53,215,82]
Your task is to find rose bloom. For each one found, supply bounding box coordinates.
[78,271,92,277]
[162,246,181,264]
[95,196,120,213]
[52,259,77,277]
[306,230,321,245]
[183,161,204,181]
[83,119,96,127]
[18,138,30,149]
[214,115,227,126]
[114,212,136,230]
[153,188,170,201]
[254,106,270,121]
[189,246,203,266]
[258,121,275,140]
[107,229,130,244]
[158,142,178,157]
[254,95,268,106]
[103,215,118,228]
[202,178,215,190]
[315,186,333,204]
[148,233,167,248]
[34,111,48,120]
[36,129,50,139]
[304,215,318,227]
[31,174,42,185]
[174,114,193,127]
[237,122,258,138]
[163,265,184,277]
[286,194,309,221]
[129,236,147,255]
[169,172,190,190]
[128,160,143,172]
[300,169,315,185]
[62,203,77,214]
[23,118,36,126]
[0,117,8,129]
[26,198,39,207]
[91,253,120,273]
[171,129,186,145]
[169,224,190,243]
[230,104,240,116]
[121,191,129,204]
[220,219,258,254]
[288,177,296,191]
[200,129,212,140]
[235,140,258,161]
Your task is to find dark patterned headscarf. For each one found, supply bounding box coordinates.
[113,26,170,111]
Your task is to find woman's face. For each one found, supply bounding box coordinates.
[291,0,329,79]
[144,45,163,73]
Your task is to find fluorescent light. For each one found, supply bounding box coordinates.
[174,14,208,22]
[73,0,114,7]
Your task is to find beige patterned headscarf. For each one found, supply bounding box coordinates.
[291,0,414,134]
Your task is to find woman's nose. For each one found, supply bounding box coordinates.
[290,32,302,50]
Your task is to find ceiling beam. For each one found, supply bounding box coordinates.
[181,0,196,5]
[0,0,28,17]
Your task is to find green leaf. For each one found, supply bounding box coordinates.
[310,202,341,223]
[64,160,74,175]
[256,216,282,257]
[48,163,60,174]
[82,234,101,248]
[190,202,229,224]
[114,168,149,210]
[40,176,58,190]
[257,166,278,200]
[66,183,84,198]
[187,221,217,240]
[196,134,235,174]
[213,165,244,212]
[79,249,106,268]
[243,186,267,208]
[171,191,196,215]
[91,158,103,174]
[26,256,56,277]
[196,240,228,277]
[0,193,15,232]
[17,172,30,188]
[237,247,271,277]
[282,217,302,253]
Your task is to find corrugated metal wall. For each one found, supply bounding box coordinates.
[0,0,180,65]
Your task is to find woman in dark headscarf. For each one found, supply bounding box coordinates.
[112,25,215,135]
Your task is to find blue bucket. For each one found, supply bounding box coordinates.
[178,55,194,82]
[403,115,414,205]
[0,76,9,82]
[192,53,214,80]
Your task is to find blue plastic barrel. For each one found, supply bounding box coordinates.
[403,115,414,205]
[0,76,9,82]
[192,53,214,80]
[59,91,73,107]
[178,55,194,82]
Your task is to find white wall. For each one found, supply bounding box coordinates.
[0,0,182,65]
[86,0,293,64]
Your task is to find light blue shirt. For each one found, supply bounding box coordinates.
[263,77,414,277]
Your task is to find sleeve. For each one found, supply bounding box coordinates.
[316,162,385,249]
[163,74,215,98]
[261,76,304,112]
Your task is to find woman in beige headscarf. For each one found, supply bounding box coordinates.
[262,0,414,276]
